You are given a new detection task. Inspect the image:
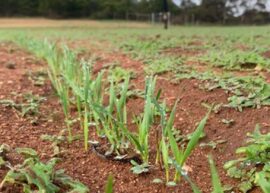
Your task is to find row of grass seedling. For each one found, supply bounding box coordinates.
[14,37,230,191]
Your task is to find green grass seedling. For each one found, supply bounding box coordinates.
[105,175,114,193]
[168,112,209,182]
[129,77,156,164]
[82,63,91,151]
[209,155,224,193]
[224,125,270,192]
[58,85,72,143]
[161,136,170,183]
[173,155,224,193]
[256,172,270,193]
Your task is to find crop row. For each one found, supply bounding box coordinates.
[0,36,268,193]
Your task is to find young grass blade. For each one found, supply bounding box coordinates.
[167,115,183,182]
[180,113,209,166]
[156,89,162,101]
[76,96,83,131]
[208,155,224,193]
[105,175,114,193]
[151,99,166,129]
[168,126,182,164]
[165,100,179,136]
[129,133,144,156]
[129,77,156,164]
[161,137,170,183]
[84,107,89,151]
[256,172,270,193]
[83,63,91,151]
[139,93,152,162]
[118,75,130,110]
[172,160,202,193]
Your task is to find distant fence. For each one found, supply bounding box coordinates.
[123,12,270,25]
[125,12,172,25]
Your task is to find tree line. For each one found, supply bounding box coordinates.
[0,0,269,24]
[177,0,270,24]
[0,0,175,18]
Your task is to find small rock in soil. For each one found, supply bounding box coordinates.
[5,61,16,69]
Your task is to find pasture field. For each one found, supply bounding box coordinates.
[0,19,270,193]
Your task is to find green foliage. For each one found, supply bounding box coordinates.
[172,155,225,193]
[26,69,47,86]
[208,155,223,193]
[170,112,209,182]
[118,31,270,112]
[41,130,67,157]
[105,175,114,193]
[128,77,157,164]
[130,160,149,175]
[224,125,270,193]
[175,70,270,111]
[201,49,270,70]
[0,93,45,118]
[226,77,270,111]
[154,98,209,184]
[144,57,183,75]
[161,136,170,182]
[0,147,89,193]
[0,144,11,167]
[93,76,130,155]
[16,38,131,155]
[256,172,270,193]
[16,38,76,141]
[9,27,270,193]
[108,66,134,83]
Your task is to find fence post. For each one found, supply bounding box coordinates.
[126,12,129,21]
[152,13,155,24]
[168,12,171,26]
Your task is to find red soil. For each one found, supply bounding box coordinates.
[0,42,269,193]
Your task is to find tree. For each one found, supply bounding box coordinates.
[197,0,227,23]
[0,0,268,24]
[181,0,198,8]
[0,0,19,16]
[18,0,39,16]
[227,0,269,16]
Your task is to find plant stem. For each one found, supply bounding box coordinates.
[84,106,89,151]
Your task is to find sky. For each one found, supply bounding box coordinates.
[172,0,201,6]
